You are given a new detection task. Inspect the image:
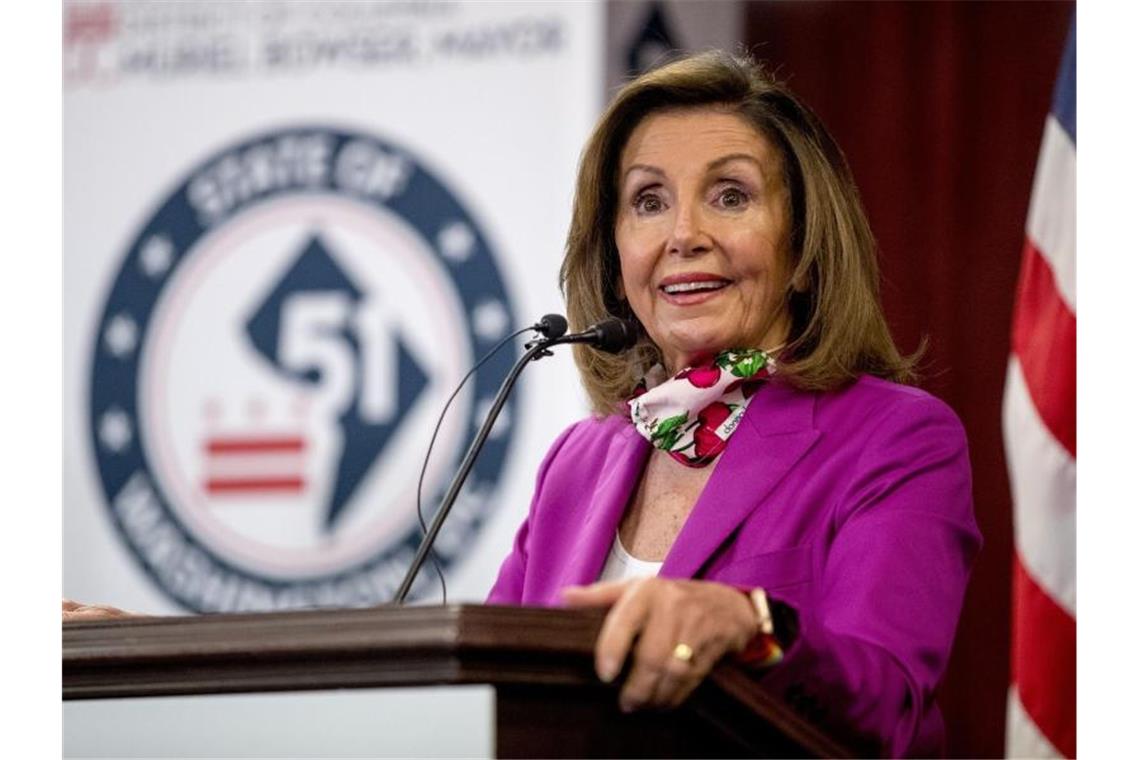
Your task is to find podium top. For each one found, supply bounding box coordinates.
[64,603,856,757]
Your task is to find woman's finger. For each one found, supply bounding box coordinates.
[642,619,711,711]
[659,664,708,710]
[617,601,689,711]
[62,603,132,621]
[592,579,655,682]
[561,579,635,607]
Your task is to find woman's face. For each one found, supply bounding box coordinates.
[615,108,793,373]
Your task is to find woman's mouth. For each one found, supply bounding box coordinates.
[659,276,732,304]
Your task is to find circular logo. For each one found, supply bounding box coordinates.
[88,127,519,611]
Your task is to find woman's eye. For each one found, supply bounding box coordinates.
[717,187,749,209]
[634,193,665,214]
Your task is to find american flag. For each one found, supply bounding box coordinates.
[1003,19,1076,759]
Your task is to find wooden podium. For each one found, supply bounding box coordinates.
[64,604,854,758]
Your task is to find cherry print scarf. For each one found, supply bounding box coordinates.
[627,348,775,467]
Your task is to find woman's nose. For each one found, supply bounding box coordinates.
[667,202,711,257]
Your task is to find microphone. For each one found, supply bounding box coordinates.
[574,317,639,353]
[552,317,640,354]
[392,313,636,603]
[534,313,568,339]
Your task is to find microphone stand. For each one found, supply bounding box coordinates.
[392,331,596,604]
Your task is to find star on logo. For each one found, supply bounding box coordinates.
[437,221,474,263]
[99,408,132,453]
[472,299,509,341]
[103,313,138,358]
[139,235,174,278]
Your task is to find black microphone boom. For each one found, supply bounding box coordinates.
[392,314,636,603]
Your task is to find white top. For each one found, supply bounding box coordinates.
[597,530,664,582]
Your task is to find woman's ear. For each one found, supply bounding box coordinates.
[615,276,626,301]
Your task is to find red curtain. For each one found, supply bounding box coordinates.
[744,2,1073,756]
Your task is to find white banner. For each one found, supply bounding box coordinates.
[64,0,603,614]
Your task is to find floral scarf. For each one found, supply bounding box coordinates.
[627,349,775,467]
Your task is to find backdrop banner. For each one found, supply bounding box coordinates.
[605,0,742,93]
[64,0,603,614]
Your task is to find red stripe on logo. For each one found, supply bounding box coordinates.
[1010,239,1076,457]
[205,437,306,454]
[1011,554,1076,758]
[205,477,305,493]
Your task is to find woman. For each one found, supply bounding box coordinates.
[486,50,980,757]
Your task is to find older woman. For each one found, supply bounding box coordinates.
[486,51,980,757]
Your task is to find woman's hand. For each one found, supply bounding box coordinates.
[62,598,134,622]
[562,578,758,711]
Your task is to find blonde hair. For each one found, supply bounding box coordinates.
[561,50,919,415]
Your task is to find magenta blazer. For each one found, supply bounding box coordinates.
[487,376,981,757]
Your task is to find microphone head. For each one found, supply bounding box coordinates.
[537,313,568,339]
[590,318,639,354]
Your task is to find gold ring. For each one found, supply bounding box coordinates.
[672,643,694,663]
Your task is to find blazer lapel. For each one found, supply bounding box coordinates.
[660,381,820,580]
[560,425,651,587]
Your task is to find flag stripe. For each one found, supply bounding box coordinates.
[1002,357,1076,614]
[1026,117,1076,312]
[206,436,306,454]
[1011,555,1076,759]
[1010,239,1076,458]
[1007,687,1063,759]
[206,477,305,493]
